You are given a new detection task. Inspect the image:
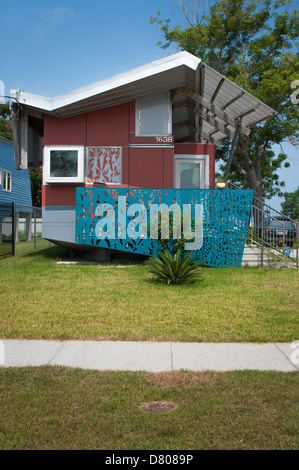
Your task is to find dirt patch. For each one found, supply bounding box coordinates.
[139,401,178,413]
[144,370,220,390]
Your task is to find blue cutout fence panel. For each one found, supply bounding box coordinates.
[75,188,253,267]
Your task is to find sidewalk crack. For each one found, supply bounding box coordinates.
[49,343,65,365]
[274,343,298,371]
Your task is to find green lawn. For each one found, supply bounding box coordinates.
[0,244,298,342]
[0,367,298,450]
[0,243,12,257]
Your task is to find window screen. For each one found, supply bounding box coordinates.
[137,93,171,136]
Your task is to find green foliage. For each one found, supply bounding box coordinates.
[156,213,191,255]
[18,230,27,242]
[30,168,42,207]
[0,103,13,141]
[281,186,299,220]
[151,0,299,200]
[149,211,197,256]
[147,248,205,285]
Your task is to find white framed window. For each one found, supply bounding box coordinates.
[175,155,209,189]
[0,168,2,185]
[136,92,172,136]
[3,169,12,192]
[44,145,84,183]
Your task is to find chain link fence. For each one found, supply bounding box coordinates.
[0,202,14,257]
[0,203,50,257]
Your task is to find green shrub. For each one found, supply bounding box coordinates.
[1,234,12,242]
[18,230,26,242]
[147,249,205,285]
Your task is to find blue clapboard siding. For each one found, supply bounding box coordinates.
[0,137,32,217]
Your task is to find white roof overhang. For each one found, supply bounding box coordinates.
[10,51,276,144]
[11,52,200,117]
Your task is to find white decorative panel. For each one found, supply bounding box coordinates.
[87,147,122,184]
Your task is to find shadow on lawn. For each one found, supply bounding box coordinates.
[23,245,70,260]
[146,273,206,289]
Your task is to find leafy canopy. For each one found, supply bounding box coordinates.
[281,186,299,220]
[0,103,13,141]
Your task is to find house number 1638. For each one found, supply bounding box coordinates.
[155,136,173,143]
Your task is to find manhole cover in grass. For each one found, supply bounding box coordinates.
[139,401,178,413]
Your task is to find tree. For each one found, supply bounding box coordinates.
[150,0,299,200]
[281,187,299,220]
[0,103,13,141]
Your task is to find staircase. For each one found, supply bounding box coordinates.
[241,246,298,267]
[227,183,299,268]
[242,246,264,267]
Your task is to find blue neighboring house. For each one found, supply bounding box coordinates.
[0,136,32,214]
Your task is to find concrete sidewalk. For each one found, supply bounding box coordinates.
[0,339,298,372]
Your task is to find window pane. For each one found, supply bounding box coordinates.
[180,163,201,189]
[3,170,11,191]
[139,93,169,135]
[50,150,78,178]
[7,172,11,191]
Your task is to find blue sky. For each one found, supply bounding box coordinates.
[1,0,178,96]
[1,0,298,211]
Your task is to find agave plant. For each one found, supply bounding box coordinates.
[147,249,205,285]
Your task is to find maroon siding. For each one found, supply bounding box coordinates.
[129,148,169,188]
[87,103,130,146]
[42,101,215,206]
[43,114,86,146]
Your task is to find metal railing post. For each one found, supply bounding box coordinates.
[34,207,37,250]
[261,203,264,267]
[296,222,298,268]
[12,202,15,256]
[227,181,298,268]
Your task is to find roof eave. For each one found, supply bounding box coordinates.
[10,51,201,116]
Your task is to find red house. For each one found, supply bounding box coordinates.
[10,51,275,256]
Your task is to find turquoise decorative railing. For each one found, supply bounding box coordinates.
[76,187,254,268]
